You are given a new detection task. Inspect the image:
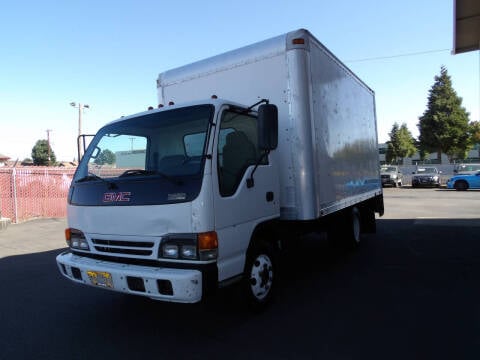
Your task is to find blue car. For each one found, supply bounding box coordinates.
[447,171,480,190]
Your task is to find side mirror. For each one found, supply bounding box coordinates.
[257,104,278,151]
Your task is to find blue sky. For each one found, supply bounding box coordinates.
[1,0,478,161]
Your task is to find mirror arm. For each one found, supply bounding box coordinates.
[246,150,270,188]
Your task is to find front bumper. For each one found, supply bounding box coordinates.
[381,177,398,186]
[56,251,205,303]
[412,177,440,187]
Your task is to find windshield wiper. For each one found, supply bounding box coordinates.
[76,173,117,189]
[76,173,108,183]
[119,169,157,177]
[118,169,182,185]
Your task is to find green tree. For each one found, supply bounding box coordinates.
[31,139,56,166]
[94,149,116,165]
[469,121,480,158]
[418,66,470,163]
[385,122,417,164]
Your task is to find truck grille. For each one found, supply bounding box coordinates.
[91,239,155,256]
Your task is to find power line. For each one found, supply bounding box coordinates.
[345,48,451,63]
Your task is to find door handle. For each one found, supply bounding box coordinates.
[266,192,274,202]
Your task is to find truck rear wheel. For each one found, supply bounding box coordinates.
[349,207,361,248]
[328,206,361,251]
[243,241,276,310]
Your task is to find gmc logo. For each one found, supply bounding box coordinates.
[103,192,131,202]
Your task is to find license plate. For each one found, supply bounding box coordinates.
[87,271,113,288]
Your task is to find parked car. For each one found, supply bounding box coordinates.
[380,165,403,187]
[411,167,441,188]
[447,171,480,190]
[453,163,480,175]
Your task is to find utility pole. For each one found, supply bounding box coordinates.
[46,129,52,166]
[70,102,90,137]
[70,102,90,160]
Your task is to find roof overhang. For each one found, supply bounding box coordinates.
[453,0,480,54]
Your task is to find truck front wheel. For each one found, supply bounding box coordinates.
[243,241,276,310]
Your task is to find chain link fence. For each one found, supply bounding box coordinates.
[0,167,76,223]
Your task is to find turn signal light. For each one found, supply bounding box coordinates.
[65,228,72,242]
[198,231,218,250]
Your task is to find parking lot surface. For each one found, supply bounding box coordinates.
[0,188,479,359]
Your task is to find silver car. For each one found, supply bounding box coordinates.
[380,165,403,187]
[411,167,441,188]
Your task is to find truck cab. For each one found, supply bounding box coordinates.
[57,99,280,305]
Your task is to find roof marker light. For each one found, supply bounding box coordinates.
[211,95,218,99]
[148,106,154,110]
[292,38,305,45]
[158,104,164,108]
[168,101,175,106]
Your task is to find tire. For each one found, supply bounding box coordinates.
[243,241,276,310]
[348,207,362,248]
[398,181,402,187]
[327,206,361,251]
[454,180,469,191]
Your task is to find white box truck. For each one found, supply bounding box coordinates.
[56,29,383,308]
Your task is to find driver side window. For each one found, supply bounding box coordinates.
[217,110,262,197]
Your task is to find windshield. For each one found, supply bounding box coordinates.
[456,164,480,173]
[416,167,437,174]
[381,166,397,172]
[74,105,213,182]
[69,105,214,206]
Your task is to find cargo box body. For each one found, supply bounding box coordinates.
[157,29,381,221]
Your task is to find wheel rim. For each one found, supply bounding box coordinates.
[249,254,273,301]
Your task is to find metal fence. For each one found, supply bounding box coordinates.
[0,167,76,223]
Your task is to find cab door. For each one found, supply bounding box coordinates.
[212,106,280,282]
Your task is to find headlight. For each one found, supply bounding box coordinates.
[160,232,218,261]
[181,245,197,259]
[433,176,439,181]
[65,228,90,251]
[391,174,397,179]
[163,244,179,258]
